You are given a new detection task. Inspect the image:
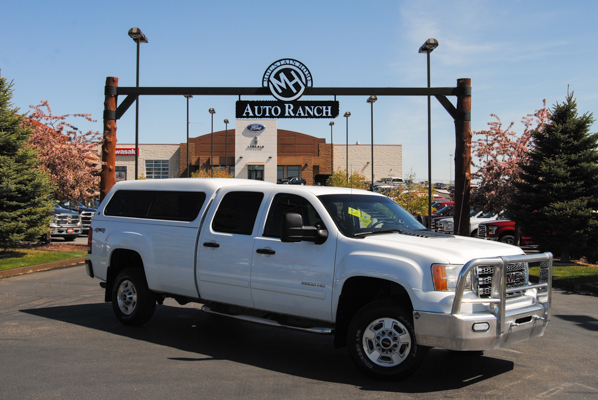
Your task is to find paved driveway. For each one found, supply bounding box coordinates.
[0,266,597,399]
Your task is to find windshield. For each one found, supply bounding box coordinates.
[435,205,453,215]
[318,194,426,237]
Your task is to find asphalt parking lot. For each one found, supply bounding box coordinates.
[1,266,597,399]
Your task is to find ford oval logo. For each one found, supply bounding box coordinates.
[247,124,265,132]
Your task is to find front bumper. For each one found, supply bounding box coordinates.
[414,252,552,351]
[414,303,548,350]
[50,227,82,236]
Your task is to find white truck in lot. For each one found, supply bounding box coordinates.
[86,178,552,381]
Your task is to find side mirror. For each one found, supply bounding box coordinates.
[281,213,328,245]
[281,213,303,242]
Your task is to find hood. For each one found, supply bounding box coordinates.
[51,207,79,216]
[358,231,523,265]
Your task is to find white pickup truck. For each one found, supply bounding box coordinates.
[86,178,552,381]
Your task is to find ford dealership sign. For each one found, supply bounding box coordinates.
[247,124,266,132]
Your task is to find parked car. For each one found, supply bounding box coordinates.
[436,210,498,236]
[56,200,96,234]
[49,204,82,241]
[477,214,534,246]
[278,177,306,185]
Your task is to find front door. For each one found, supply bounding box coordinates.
[251,193,337,321]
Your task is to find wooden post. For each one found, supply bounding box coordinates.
[454,78,471,236]
[100,77,118,202]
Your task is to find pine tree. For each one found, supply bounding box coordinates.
[510,94,598,262]
[0,77,54,251]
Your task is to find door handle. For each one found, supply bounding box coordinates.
[203,242,220,248]
[256,248,275,255]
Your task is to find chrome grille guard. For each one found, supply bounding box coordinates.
[451,253,553,336]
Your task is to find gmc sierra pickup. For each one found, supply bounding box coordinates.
[86,178,552,380]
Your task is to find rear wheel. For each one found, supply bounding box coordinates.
[347,300,427,381]
[112,268,156,326]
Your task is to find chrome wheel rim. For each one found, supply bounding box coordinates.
[362,317,411,367]
[117,279,137,315]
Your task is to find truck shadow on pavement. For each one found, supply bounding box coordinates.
[21,302,514,393]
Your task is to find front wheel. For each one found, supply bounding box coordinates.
[347,300,427,381]
[500,234,515,245]
[112,268,156,326]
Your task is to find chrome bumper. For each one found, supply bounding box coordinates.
[414,252,553,351]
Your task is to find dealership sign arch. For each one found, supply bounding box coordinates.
[101,58,473,235]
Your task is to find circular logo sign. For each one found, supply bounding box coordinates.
[263,59,313,102]
[247,124,266,132]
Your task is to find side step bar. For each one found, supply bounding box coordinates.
[201,305,333,334]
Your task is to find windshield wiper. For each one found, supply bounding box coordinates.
[352,229,403,238]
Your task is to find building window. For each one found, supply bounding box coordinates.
[146,160,169,179]
[277,166,284,181]
[287,165,300,178]
[115,166,127,182]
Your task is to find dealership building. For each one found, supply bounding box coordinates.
[111,119,402,185]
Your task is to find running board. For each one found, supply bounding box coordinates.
[201,305,333,334]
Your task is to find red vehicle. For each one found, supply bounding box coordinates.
[477,219,533,245]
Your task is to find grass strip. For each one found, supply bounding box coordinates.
[530,264,598,286]
[0,249,87,271]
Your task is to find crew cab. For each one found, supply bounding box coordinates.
[86,178,552,381]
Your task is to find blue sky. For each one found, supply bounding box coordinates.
[2,0,597,183]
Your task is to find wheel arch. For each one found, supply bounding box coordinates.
[104,248,145,302]
[334,276,413,348]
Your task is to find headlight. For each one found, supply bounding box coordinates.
[445,221,453,231]
[488,226,498,235]
[432,264,472,292]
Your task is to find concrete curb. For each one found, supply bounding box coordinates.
[0,257,87,279]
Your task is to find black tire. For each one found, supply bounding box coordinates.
[347,300,428,381]
[500,234,515,245]
[111,268,156,326]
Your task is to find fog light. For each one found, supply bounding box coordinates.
[472,322,490,332]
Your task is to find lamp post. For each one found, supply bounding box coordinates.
[367,95,377,190]
[184,95,193,177]
[128,27,148,180]
[224,119,229,172]
[209,108,215,177]
[329,121,334,174]
[344,111,351,183]
[419,37,438,228]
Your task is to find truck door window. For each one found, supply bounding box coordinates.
[212,191,264,235]
[263,193,324,239]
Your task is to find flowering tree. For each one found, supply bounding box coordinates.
[472,102,549,213]
[25,101,101,202]
[191,167,234,178]
[326,169,370,190]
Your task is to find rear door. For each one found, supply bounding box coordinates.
[196,188,267,307]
